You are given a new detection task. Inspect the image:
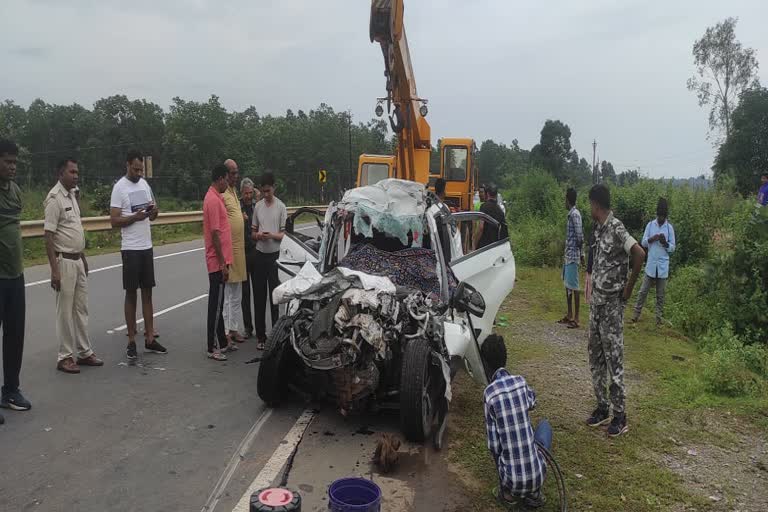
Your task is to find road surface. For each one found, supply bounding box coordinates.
[0,236,470,512]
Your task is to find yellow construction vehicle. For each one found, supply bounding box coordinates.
[356,0,478,211]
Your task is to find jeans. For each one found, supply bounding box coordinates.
[253,251,280,339]
[207,271,227,353]
[633,274,667,323]
[0,275,25,393]
[534,419,553,453]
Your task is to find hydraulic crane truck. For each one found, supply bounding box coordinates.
[356,0,477,212]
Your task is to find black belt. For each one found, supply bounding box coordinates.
[56,252,82,261]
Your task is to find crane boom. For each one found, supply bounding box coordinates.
[357,0,477,212]
[369,0,431,184]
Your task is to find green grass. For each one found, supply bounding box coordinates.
[448,267,767,511]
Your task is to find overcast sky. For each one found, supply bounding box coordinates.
[2,0,766,178]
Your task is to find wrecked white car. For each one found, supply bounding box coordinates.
[258,179,515,445]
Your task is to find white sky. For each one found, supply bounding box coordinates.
[2,0,767,178]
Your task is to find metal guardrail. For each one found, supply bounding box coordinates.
[20,206,327,238]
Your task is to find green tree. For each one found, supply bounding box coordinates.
[687,17,760,138]
[600,160,616,182]
[714,87,768,196]
[531,120,572,181]
[617,169,641,186]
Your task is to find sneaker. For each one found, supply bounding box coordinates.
[126,342,138,360]
[607,414,629,437]
[586,406,610,427]
[145,340,168,354]
[1,389,32,411]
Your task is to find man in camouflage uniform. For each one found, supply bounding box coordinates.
[585,184,645,437]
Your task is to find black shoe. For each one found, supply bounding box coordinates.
[586,406,610,427]
[608,414,629,437]
[126,342,138,360]
[1,389,32,411]
[0,412,4,424]
[145,340,168,354]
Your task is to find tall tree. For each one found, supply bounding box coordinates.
[687,17,760,139]
[600,160,616,182]
[531,120,572,181]
[714,87,768,196]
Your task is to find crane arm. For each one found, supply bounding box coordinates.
[370,0,431,183]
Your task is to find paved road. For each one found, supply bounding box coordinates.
[1,240,305,512]
[1,234,473,512]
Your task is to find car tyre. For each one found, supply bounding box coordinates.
[400,339,439,442]
[257,316,296,407]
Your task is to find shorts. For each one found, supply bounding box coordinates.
[121,249,156,290]
[563,262,580,291]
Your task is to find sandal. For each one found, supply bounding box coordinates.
[256,341,266,351]
[567,320,580,329]
[208,351,227,361]
[557,316,571,325]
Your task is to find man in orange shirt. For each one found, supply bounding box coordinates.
[203,165,233,361]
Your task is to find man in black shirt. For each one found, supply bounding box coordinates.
[475,184,507,249]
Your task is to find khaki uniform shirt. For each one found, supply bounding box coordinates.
[44,181,85,254]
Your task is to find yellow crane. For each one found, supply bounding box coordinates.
[357,0,478,212]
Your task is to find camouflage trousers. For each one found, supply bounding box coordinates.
[588,297,626,415]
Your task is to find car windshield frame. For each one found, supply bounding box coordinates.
[319,206,451,304]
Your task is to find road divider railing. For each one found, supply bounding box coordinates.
[20,206,327,238]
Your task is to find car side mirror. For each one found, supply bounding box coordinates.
[452,281,486,317]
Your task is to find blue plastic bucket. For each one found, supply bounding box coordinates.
[328,478,382,512]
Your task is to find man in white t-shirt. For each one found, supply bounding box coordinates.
[109,150,167,360]
[250,172,287,349]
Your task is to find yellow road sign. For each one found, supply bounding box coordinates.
[318,169,327,184]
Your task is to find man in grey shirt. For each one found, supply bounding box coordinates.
[250,172,287,349]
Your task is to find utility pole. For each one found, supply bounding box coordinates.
[592,139,598,184]
[348,110,353,192]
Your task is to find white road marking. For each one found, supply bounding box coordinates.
[111,293,208,332]
[231,410,316,512]
[201,407,274,512]
[25,247,204,288]
[24,226,319,290]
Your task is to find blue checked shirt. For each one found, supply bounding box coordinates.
[565,207,584,264]
[484,369,546,495]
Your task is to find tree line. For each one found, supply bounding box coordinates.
[0,95,392,203]
[0,91,626,204]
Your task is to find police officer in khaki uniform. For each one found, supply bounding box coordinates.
[44,158,103,374]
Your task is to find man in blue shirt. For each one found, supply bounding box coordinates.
[632,198,676,326]
[757,173,768,207]
[483,339,552,508]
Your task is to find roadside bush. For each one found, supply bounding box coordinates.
[666,265,721,340]
[510,215,563,267]
[702,349,765,397]
[87,184,113,215]
[699,325,767,397]
[506,170,562,223]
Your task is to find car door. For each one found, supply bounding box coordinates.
[449,212,516,383]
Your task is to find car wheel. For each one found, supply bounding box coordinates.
[400,339,440,442]
[257,316,296,407]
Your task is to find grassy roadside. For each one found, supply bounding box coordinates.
[448,267,768,511]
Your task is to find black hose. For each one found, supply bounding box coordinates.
[535,441,569,512]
